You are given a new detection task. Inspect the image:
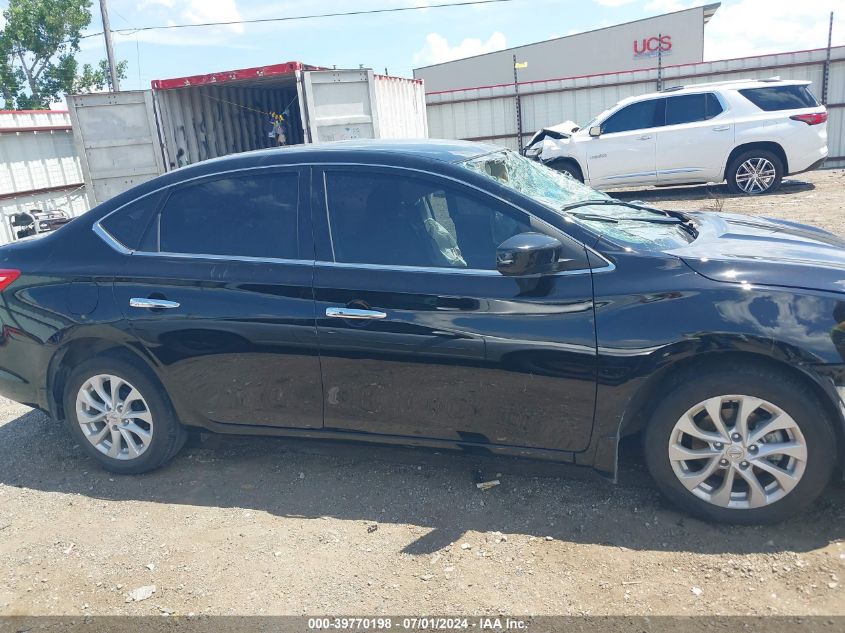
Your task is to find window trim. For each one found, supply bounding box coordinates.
[93,162,614,276]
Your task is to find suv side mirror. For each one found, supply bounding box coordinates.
[589,126,602,138]
[496,233,563,277]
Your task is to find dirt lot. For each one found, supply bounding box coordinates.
[1,170,845,618]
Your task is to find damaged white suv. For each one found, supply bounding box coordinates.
[524,79,828,195]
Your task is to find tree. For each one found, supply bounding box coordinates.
[0,0,127,110]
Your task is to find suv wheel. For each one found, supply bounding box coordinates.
[727,149,783,195]
[64,357,187,474]
[547,160,584,183]
[643,364,835,524]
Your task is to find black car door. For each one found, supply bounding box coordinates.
[311,166,597,452]
[111,167,322,429]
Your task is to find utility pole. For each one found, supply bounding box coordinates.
[513,55,526,153]
[99,0,120,92]
[656,32,663,92]
[822,12,833,105]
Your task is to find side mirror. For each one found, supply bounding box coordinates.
[496,232,563,277]
[589,126,602,138]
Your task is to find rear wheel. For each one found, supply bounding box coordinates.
[726,149,783,195]
[547,160,584,183]
[64,357,187,474]
[643,364,836,523]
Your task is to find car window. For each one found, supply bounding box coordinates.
[738,85,819,111]
[665,93,724,125]
[602,99,664,134]
[324,171,533,270]
[157,172,299,259]
[100,191,164,250]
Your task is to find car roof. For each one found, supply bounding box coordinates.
[196,139,502,171]
[92,139,507,217]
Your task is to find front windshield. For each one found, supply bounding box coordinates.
[459,149,694,249]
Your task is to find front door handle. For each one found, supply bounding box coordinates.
[637,135,652,141]
[326,307,387,320]
[130,298,181,310]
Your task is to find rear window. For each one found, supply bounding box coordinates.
[738,85,819,111]
[158,171,299,259]
[665,93,724,125]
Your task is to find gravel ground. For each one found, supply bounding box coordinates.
[1,170,845,618]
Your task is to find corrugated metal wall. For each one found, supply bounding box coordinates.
[155,78,304,168]
[426,46,845,168]
[0,110,92,245]
[373,75,429,138]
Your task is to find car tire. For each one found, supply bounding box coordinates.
[63,356,187,474]
[642,363,836,524]
[726,149,783,195]
[547,160,584,183]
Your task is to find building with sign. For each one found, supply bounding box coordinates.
[413,3,720,93]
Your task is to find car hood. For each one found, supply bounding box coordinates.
[667,211,845,294]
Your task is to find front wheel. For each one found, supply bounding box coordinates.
[643,364,836,523]
[64,357,187,474]
[726,149,783,195]
[546,160,584,183]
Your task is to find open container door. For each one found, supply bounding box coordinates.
[67,90,167,206]
[297,69,381,143]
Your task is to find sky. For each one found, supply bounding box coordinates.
[2,0,843,91]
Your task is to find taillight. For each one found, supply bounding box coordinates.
[0,270,21,291]
[790,112,828,125]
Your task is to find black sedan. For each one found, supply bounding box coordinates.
[0,140,843,524]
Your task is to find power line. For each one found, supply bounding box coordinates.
[80,0,523,40]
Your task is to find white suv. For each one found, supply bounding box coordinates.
[525,79,829,195]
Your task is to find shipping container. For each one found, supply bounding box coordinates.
[67,62,428,205]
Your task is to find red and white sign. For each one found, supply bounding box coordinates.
[633,35,672,58]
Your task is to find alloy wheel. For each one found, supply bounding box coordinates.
[735,158,777,194]
[75,374,154,460]
[668,395,807,509]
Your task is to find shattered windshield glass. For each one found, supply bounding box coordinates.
[459,150,694,249]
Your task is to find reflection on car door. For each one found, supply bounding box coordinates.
[587,98,664,188]
[656,93,734,184]
[311,167,598,452]
[112,168,323,429]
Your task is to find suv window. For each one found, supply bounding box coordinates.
[738,85,819,111]
[665,93,724,125]
[100,191,164,250]
[602,99,665,134]
[158,172,299,258]
[324,171,533,270]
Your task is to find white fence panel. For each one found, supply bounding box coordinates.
[0,110,91,245]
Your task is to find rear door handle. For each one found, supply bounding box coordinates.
[326,307,387,320]
[712,125,731,132]
[637,135,652,141]
[130,298,181,310]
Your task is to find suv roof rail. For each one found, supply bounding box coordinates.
[660,77,786,92]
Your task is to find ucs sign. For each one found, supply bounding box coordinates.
[634,35,672,57]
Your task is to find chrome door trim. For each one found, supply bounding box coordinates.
[91,161,616,272]
[129,298,181,310]
[326,307,387,320]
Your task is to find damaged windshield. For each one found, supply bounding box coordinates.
[459,150,694,248]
